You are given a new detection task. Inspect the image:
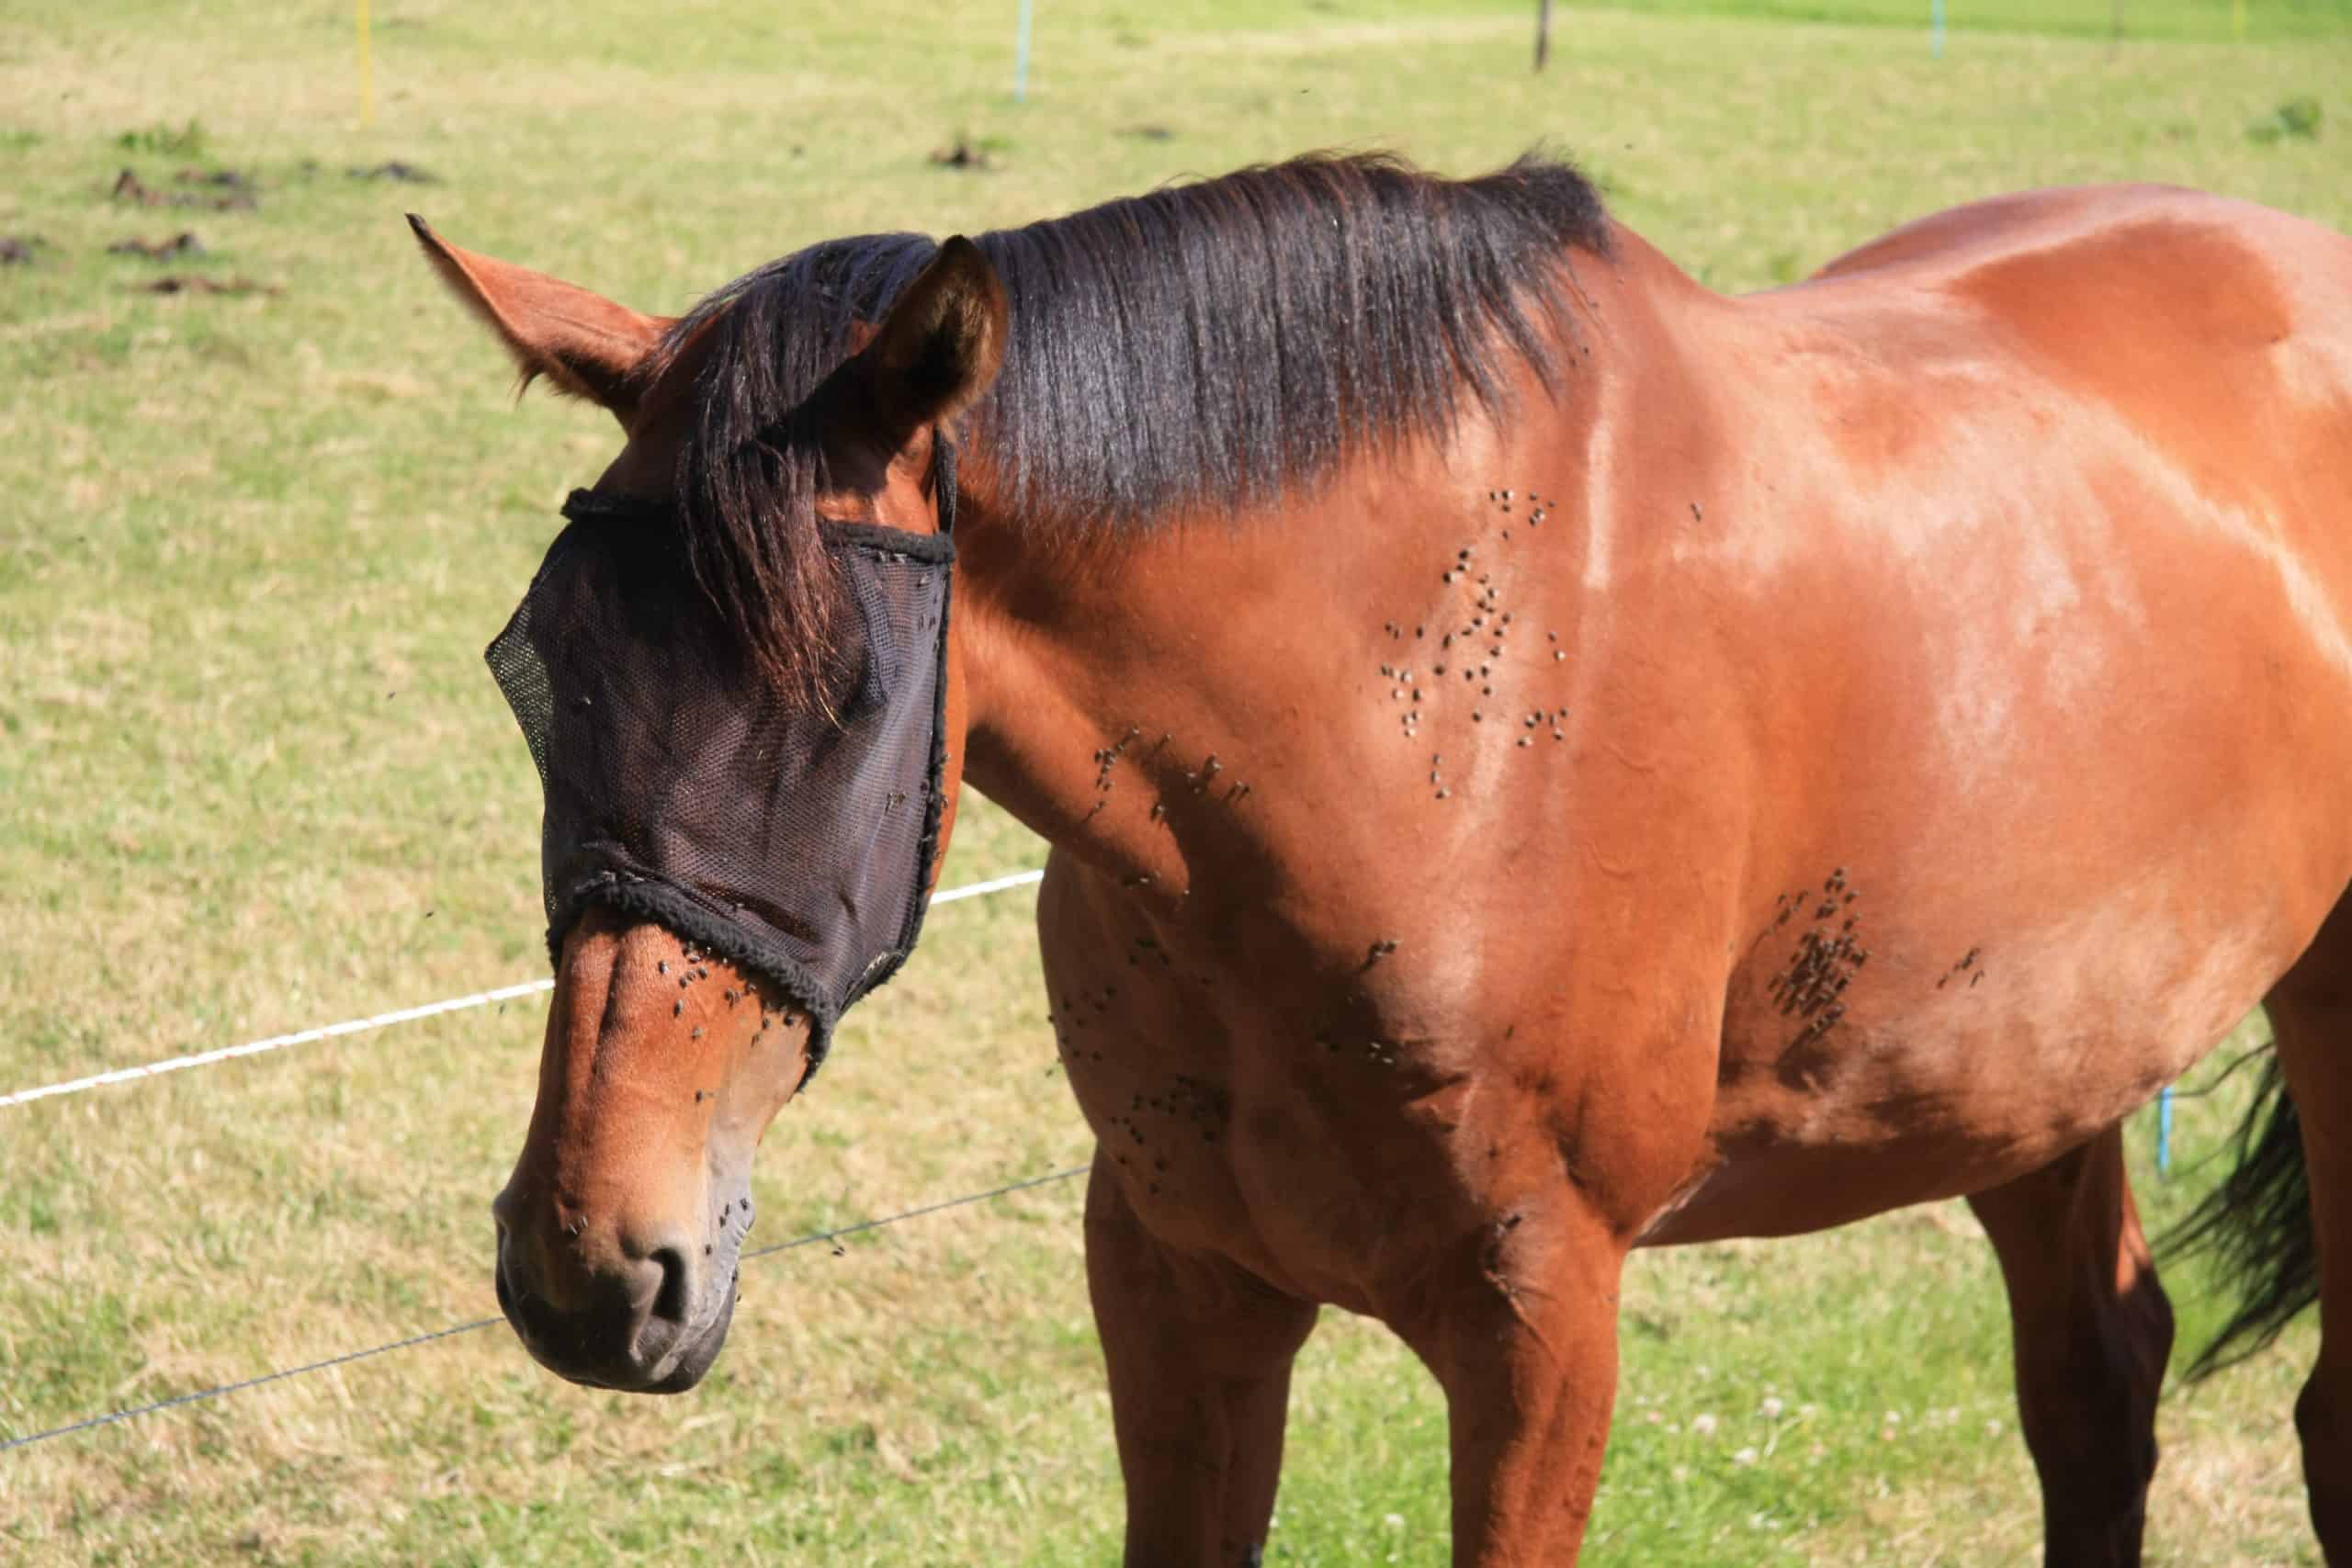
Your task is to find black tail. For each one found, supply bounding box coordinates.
[2161,1052,2318,1380]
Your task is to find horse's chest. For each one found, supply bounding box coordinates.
[1045,939,1505,1309]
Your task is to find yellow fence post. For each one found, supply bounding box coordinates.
[357,0,375,129]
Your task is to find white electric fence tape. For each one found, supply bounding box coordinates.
[0,867,1045,1111]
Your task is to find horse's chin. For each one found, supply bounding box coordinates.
[496,1224,743,1396]
[540,1283,738,1396]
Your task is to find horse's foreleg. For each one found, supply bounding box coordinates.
[1084,1154,1317,1568]
[1399,1201,1629,1566]
[1965,1124,2172,1568]
[2270,940,2352,1562]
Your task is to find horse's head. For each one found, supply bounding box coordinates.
[411,217,1005,1392]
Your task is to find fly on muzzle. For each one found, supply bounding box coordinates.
[483,448,958,1082]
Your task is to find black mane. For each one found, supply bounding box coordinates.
[651,151,1608,706]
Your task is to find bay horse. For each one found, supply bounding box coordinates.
[412,152,2352,1563]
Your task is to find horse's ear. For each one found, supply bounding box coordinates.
[406,214,673,426]
[851,236,1008,436]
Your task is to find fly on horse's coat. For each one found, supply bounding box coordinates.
[413,152,2352,1563]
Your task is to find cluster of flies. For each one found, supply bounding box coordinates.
[650,943,793,1077]
[1104,1073,1232,1192]
[1088,726,1143,820]
[1938,946,1987,989]
[1050,984,1119,1066]
[1385,487,1573,801]
[1767,868,1866,1048]
[1052,982,1236,1196]
[1085,724,1253,834]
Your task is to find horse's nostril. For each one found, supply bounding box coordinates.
[648,1245,692,1326]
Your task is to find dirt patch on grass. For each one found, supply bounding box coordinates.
[132,275,275,297]
[109,168,254,211]
[107,231,205,262]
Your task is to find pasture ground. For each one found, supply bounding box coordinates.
[3,0,2347,1562]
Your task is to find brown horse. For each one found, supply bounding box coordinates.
[413,153,2352,1563]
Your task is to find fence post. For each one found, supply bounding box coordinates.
[356,0,375,127]
[1014,0,1035,102]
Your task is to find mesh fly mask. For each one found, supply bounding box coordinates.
[485,445,958,1083]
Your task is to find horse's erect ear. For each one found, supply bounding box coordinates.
[850,235,1008,436]
[406,214,673,427]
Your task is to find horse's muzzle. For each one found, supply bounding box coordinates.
[491,1201,738,1393]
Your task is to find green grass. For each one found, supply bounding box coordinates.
[1,0,2346,1562]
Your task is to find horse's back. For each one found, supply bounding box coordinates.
[1794,184,2352,495]
[1704,181,2352,577]
[1809,181,2352,302]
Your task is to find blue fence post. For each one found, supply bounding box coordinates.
[1931,0,1947,57]
[2158,1086,2175,1176]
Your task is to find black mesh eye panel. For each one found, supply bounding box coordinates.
[484,495,955,1080]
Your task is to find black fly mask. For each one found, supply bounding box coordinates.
[485,446,957,1083]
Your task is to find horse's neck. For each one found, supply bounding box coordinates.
[946,233,1724,927]
[947,431,1600,939]
[952,487,1369,905]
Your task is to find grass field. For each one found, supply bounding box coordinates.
[3,0,2348,1562]
[1611,0,2350,41]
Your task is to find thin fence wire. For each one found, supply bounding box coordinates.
[0,867,1045,1112]
[0,1163,1087,1457]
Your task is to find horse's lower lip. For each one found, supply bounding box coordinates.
[495,1258,736,1393]
[633,1288,735,1393]
[560,1280,736,1394]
